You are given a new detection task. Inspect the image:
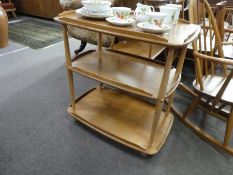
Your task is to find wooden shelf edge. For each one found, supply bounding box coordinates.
[69,50,180,100]
[67,87,174,155]
[110,40,166,59]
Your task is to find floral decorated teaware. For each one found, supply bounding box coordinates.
[135,3,155,23]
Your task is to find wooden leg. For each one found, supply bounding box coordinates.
[224,107,233,146]
[148,48,175,148]
[74,41,87,55]
[67,69,76,110]
[63,25,76,110]
[148,43,152,59]
[97,33,103,88]
[182,97,200,119]
[165,92,176,118]
[12,11,17,18]
[98,33,102,60]
[174,47,187,78]
[165,47,186,116]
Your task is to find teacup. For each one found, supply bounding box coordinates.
[166,4,182,24]
[145,12,166,27]
[112,7,133,20]
[159,6,178,25]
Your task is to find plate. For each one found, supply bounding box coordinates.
[137,22,171,34]
[82,7,112,14]
[76,8,113,19]
[106,17,135,26]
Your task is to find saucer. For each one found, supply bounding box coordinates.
[76,8,113,19]
[83,7,112,14]
[137,22,171,34]
[106,17,135,26]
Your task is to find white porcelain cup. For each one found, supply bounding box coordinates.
[159,6,179,25]
[145,12,167,27]
[166,4,182,24]
[112,7,133,20]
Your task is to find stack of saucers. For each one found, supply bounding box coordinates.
[76,0,113,19]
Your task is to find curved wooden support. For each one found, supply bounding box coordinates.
[170,83,233,156]
[74,41,87,55]
[171,104,233,156]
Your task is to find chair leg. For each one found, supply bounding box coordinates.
[12,11,17,18]
[224,107,233,146]
[183,96,200,119]
[74,41,87,55]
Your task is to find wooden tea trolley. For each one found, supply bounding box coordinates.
[55,11,200,155]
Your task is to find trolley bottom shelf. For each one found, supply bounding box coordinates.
[67,87,174,155]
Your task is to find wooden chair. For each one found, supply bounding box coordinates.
[221,6,233,41]
[219,6,233,59]
[172,0,233,155]
[1,0,16,18]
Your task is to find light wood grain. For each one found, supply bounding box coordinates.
[68,88,174,154]
[111,39,166,59]
[69,49,180,99]
[56,9,199,155]
[0,3,8,48]
[54,11,200,47]
[193,75,233,104]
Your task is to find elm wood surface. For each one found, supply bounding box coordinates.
[55,11,200,154]
[69,49,180,99]
[55,11,200,47]
[68,88,174,155]
[111,39,166,59]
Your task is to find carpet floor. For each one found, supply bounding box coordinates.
[8,17,63,49]
[0,39,233,175]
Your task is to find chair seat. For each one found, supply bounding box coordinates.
[222,45,233,59]
[193,74,233,104]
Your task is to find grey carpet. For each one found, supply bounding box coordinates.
[0,39,233,175]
